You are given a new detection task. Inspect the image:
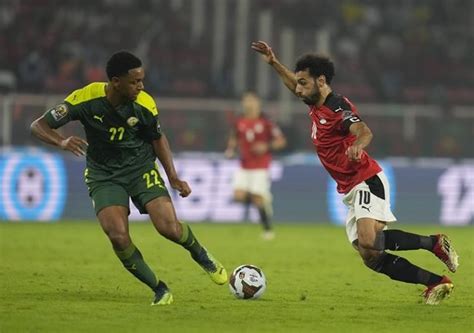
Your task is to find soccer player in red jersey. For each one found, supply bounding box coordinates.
[225,92,286,240]
[252,41,459,304]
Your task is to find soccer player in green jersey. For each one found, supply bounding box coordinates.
[30,51,227,305]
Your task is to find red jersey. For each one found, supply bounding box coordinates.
[234,116,282,169]
[309,92,381,194]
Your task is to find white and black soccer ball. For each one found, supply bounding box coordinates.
[229,264,266,299]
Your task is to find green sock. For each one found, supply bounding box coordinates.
[114,243,158,291]
[179,223,204,259]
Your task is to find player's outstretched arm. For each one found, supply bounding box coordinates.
[251,41,298,95]
[30,116,87,156]
[345,122,373,162]
[271,132,287,152]
[152,134,191,197]
[224,130,237,158]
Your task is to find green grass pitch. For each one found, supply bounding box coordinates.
[1,222,473,332]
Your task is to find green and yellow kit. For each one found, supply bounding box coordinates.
[44,82,169,214]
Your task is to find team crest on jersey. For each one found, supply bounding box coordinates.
[51,103,68,121]
[254,123,263,133]
[126,117,139,127]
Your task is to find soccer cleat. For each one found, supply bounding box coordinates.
[431,234,459,273]
[423,276,454,305]
[193,248,228,285]
[262,230,275,241]
[151,281,173,306]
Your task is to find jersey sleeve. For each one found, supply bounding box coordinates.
[139,112,163,141]
[43,101,81,129]
[338,97,362,133]
[149,115,163,140]
[135,91,162,141]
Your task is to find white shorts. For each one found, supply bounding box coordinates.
[343,171,397,244]
[232,168,271,197]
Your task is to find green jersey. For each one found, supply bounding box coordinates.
[44,82,162,178]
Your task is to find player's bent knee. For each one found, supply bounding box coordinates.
[357,234,375,250]
[361,252,386,272]
[157,222,181,242]
[234,191,248,202]
[108,232,131,250]
[251,195,264,207]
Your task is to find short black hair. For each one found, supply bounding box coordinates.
[294,54,335,84]
[106,51,142,80]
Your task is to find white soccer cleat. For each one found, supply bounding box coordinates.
[262,230,275,241]
[431,234,459,273]
[423,276,454,305]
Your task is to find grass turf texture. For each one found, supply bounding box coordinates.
[1,222,473,333]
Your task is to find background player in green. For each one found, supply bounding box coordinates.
[30,51,227,305]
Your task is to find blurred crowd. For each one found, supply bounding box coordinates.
[280,0,474,105]
[1,0,473,104]
[1,0,473,157]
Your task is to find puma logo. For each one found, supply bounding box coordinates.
[361,205,371,212]
[127,264,137,270]
[93,115,104,123]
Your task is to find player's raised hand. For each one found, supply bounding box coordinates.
[345,144,363,162]
[60,136,88,156]
[251,41,276,64]
[169,178,192,198]
[224,147,235,159]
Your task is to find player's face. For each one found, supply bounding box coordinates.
[241,93,261,117]
[113,67,145,101]
[295,69,320,105]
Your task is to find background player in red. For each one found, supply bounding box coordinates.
[225,92,287,240]
[252,41,459,304]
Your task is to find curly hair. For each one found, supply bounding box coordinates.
[294,54,335,84]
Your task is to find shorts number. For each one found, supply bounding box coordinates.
[143,169,163,189]
[109,127,125,141]
[358,191,371,205]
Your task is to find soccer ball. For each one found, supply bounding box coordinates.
[229,264,266,299]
